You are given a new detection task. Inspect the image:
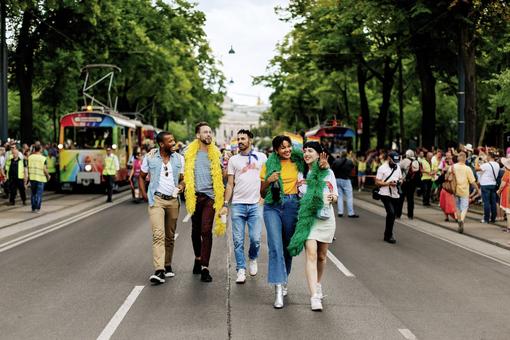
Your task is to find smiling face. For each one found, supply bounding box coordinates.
[196,125,213,145]
[276,140,292,160]
[237,133,252,152]
[159,134,176,154]
[303,147,320,164]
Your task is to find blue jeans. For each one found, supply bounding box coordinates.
[231,203,262,271]
[336,178,355,216]
[481,185,497,222]
[263,195,299,285]
[30,181,44,211]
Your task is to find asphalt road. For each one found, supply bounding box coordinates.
[1,198,510,340]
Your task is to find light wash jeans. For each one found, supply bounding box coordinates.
[263,195,299,285]
[231,203,262,271]
[336,178,355,216]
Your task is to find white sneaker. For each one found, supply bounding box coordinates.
[310,294,323,311]
[248,259,258,276]
[282,284,288,297]
[316,283,323,299]
[236,269,246,284]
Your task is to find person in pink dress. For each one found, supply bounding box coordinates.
[497,157,510,232]
[439,151,457,222]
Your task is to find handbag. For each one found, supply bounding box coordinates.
[317,181,334,220]
[442,165,457,195]
[372,167,397,200]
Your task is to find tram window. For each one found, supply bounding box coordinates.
[63,127,113,149]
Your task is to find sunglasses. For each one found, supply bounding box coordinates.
[164,165,168,177]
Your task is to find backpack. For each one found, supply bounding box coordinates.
[442,165,457,195]
[405,160,419,183]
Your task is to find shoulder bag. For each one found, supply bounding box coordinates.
[372,167,396,200]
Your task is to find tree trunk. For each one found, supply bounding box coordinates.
[462,28,477,145]
[357,63,370,152]
[398,56,405,150]
[415,49,436,149]
[15,10,35,144]
[376,58,395,149]
[52,106,58,143]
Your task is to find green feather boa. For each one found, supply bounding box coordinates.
[287,162,329,256]
[263,148,305,204]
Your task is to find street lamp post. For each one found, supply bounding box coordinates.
[0,1,7,142]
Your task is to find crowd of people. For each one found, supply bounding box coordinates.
[0,140,57,212]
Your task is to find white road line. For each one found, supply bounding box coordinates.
[97,285,145,340]
[398,328,417,340]
[0,195,131,253]
[327,250,355,277]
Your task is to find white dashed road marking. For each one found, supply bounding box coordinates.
[97,285,145,340]
[327,250,355,277]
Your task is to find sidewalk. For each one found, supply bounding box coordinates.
[354,190,510,251]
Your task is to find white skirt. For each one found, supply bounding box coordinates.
[307,205,336,243]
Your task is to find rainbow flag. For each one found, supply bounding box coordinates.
[283,131,303,149]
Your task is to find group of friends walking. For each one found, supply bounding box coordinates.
[138,123,358,312]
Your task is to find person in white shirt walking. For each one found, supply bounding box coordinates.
[475,151,500,223]
[220,129,267,284]
[103,146,120,203]
[375,151,403,244]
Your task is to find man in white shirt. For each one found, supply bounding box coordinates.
[220,129,267,284]
[376,151,403,244]
[475,152,500,223]
[139,131,184,284]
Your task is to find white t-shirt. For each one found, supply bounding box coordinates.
[228,151,267,204]
[479,161,500,186]
[141,155,184,196]
[298,169,339,198]
[376,162,403,198]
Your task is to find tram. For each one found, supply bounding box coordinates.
[58,106,138,190]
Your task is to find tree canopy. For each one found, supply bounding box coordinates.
[256,0,510,151]
[6,0,224,143]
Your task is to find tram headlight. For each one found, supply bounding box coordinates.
[84,164,92,172]
[57,144,64,150]
[112,144,118,150]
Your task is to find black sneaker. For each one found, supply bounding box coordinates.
[193,259,201,274]
[201,268,213,282]
[165,265,175,278]
[348,214,359,218]
[337,214,343,217]
[149,270,166,284]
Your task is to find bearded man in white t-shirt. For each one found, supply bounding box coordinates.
[220,129,267,284]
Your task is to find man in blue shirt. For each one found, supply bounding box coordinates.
[139,132,184,284]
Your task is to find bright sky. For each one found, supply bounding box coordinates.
[195,0,292,106]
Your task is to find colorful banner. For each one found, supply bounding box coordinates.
[283,131,303,149]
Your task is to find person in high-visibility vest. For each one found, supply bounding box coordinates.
[5,145,28,206]
[28,144,50,213]
[104,146,120,202]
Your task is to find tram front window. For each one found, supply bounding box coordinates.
[63,127,113,149]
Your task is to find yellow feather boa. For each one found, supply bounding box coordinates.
[184,139,226,236]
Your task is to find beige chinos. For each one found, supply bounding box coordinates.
[149,195,180,270]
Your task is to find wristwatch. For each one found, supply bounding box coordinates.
[223,201,229,208]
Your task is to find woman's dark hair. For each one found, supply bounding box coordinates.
[302,141,323,177]
[272,135,292,151]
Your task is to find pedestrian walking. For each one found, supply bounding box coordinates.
[450,151,477,233]
[129,151,143,201]
[475,151,500,223]
[357,155,367,191]
[27,144,50,212]
[260,135,304,308]
[183,122,226,283]
[421,152,433,206]
[220,129,267,284]
[0,146,5,197]
[397,150,420,219]
[332,151,359,218]
[439,152,457,221]
[139,131,184,284]
[103,146,120,203]
[375,151,402,244]
[5,146,27,206]
[497,157,510,232]
[46,149,58,191]
[288,142,338,311]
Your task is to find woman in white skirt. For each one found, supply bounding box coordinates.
[288,142,338,311]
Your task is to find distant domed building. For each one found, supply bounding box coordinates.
[215,96,269,147]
